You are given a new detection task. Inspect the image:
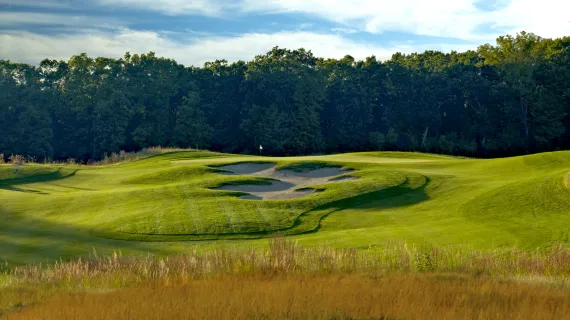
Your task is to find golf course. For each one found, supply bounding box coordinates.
[2,149,570,265]
[3,10,570,317]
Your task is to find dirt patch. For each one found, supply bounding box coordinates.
[212,162,357,200]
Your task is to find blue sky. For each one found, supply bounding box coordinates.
[0,0,569,66]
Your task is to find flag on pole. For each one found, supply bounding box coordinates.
[259,145,263,150]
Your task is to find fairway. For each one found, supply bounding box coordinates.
[1,150,570,265]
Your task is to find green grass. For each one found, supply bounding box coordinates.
[2,149,570,265]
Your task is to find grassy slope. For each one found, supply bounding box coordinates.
[1,150,570,264]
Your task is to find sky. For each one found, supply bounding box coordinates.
[0,0,569,66]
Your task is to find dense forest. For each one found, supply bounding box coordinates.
[1,31,570,161]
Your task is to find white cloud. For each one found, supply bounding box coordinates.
[95,0,234,16]
[0,29,478,66]
[241,0,570,41]
[0,12,123,28]
[489,0,570,39]
[241,0,490,40]
[97,0,570,41]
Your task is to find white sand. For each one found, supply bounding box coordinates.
[213,163,358,200]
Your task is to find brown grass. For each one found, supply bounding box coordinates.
[3,239,570,319]
[6,240,570,287]
[5,273,570,320]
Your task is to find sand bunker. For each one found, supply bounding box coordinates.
[212,162,358,200]
[216,162,275,175]
[329,176,360,182]
[215,179,294,193]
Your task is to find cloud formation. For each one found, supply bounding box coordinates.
[1,0,567,67]
[0,29,477,66]
[97,0,570,40]
[0,11,124,29]
[95,0,233,16]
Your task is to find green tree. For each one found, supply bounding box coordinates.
[173,92,213,149]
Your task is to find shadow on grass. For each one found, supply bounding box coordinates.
[0,169,78,194]
[0,209,173,266]
[283,176,431,235]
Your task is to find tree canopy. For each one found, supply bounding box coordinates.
[1,32,570,161]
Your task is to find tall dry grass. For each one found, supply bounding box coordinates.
[3,239,570,319]
[5,273,570,320]
[4,239,570,288]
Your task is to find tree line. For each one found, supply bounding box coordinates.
[1,31,570,161]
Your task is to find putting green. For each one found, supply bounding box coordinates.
[1,150,570,265]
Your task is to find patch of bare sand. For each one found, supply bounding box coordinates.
[216,179,294,193]
[216,162,276,175]
[213,163,359,200]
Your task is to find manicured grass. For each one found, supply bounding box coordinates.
[1,150,570,265]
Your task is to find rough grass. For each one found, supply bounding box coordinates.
[6,274,570,320]
[6,239,570,286]
[3,150,570,265]
[3,239,570,319]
